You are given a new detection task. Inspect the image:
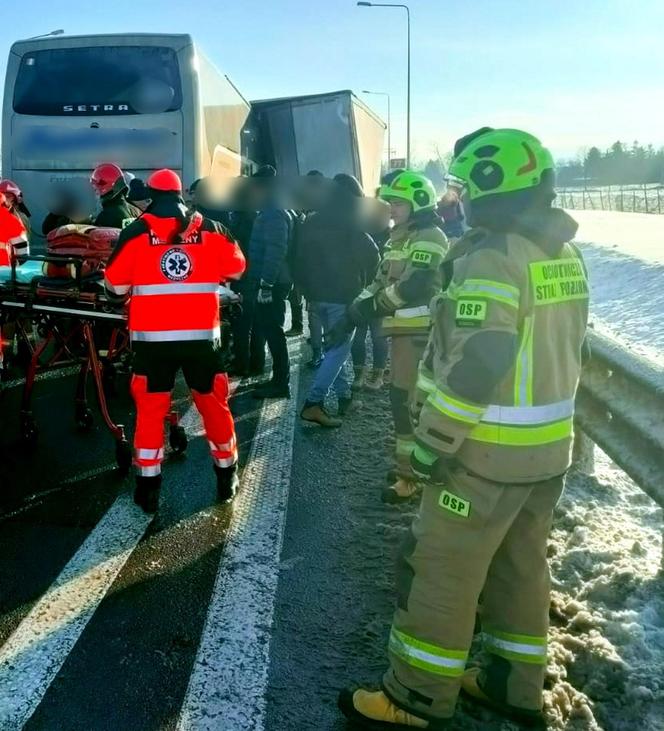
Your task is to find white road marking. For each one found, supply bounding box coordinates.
[177,366,300,731]
[2,365,79,390]
[0,494,151,729]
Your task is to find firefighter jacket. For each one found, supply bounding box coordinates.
[0,206,29,267]
[413,208,589,484]
[364,217,448,336]
[94,193,142,229]
[104,201,245,343]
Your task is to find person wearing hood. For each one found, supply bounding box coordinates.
[90,163,142,229]
[104,169,246,514]
[336,171,448,503]
[338,129,589,730]
[292,173,379,427]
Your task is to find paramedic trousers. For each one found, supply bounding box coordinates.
[383,467,565,722]
[130,340,237,477]
[390,334,429,480]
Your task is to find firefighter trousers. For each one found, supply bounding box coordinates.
[390,334,429,480]
[130,340,237,477]
[383,466,565,722]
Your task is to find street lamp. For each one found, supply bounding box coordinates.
[362,90,391,168]
[357,2,411,168]
[26,29,65,40]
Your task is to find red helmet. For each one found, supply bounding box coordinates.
[0,179,23,205]
[147,169,182,194]
[90,163,126,197]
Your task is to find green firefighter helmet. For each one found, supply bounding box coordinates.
[379,171,437,213]
[448,129,555,201]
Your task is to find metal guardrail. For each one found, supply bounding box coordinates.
[575,330,664,522]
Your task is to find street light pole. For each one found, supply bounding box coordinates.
[362,90,391,168]
[26,29,65,40]
[357,2,411,168]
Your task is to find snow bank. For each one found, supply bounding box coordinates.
[544,448,664,730]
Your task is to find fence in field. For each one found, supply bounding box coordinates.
[558,184,664,214]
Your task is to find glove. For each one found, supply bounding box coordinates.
[325,313,355,351]
[257,280,273,305]
[349,289,397,325]
[348,295,379,325]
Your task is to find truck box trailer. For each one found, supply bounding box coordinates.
[249,90,386,193]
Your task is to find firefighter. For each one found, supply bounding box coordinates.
[338,129,590,729]
[345,171,448,503]
[104,169,246,514]
[90,163,142,229]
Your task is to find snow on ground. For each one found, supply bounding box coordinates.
[570,210,664,364]
[543,448,664,730]
[573,210,664,265]
[284,356,664,730]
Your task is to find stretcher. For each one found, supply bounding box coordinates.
[0,253,240,473]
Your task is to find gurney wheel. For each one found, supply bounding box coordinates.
[115,439,132,475]
[20,413,38,445]
[169,425,188,454]
[75,406,94,432]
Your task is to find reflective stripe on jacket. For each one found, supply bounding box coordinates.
[369,221,448,336]
[104,209,245,343]
[414,210,589,483]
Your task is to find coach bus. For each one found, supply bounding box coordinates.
[2,33,252,230]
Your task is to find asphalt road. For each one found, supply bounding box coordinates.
[1,335,520,731]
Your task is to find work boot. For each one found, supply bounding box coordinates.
[214,464,240,504]
[352,366,368,391]
[337,395,353,417]
[461,668,546,729]
[338,688,442,729]
[134,475,162,514]
[301,401,342,428]
[253,382,291,399]
[364,368,385,391]
[382,478,421,505]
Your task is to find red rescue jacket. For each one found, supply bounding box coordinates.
[104,201,245,343]
[0,206,29,267]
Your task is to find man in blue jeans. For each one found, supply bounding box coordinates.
[291,174,379,427]
[305,302,355,426]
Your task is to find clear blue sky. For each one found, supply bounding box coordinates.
[4,0,664,163]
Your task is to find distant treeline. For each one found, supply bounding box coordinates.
[557,142,664,187]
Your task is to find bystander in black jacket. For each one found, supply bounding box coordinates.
[292,174,379,305]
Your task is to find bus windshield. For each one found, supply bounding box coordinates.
[13,45,183,116]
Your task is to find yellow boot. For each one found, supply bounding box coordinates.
[338,688,445,729]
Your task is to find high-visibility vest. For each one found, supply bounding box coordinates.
[104,212,245,343]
